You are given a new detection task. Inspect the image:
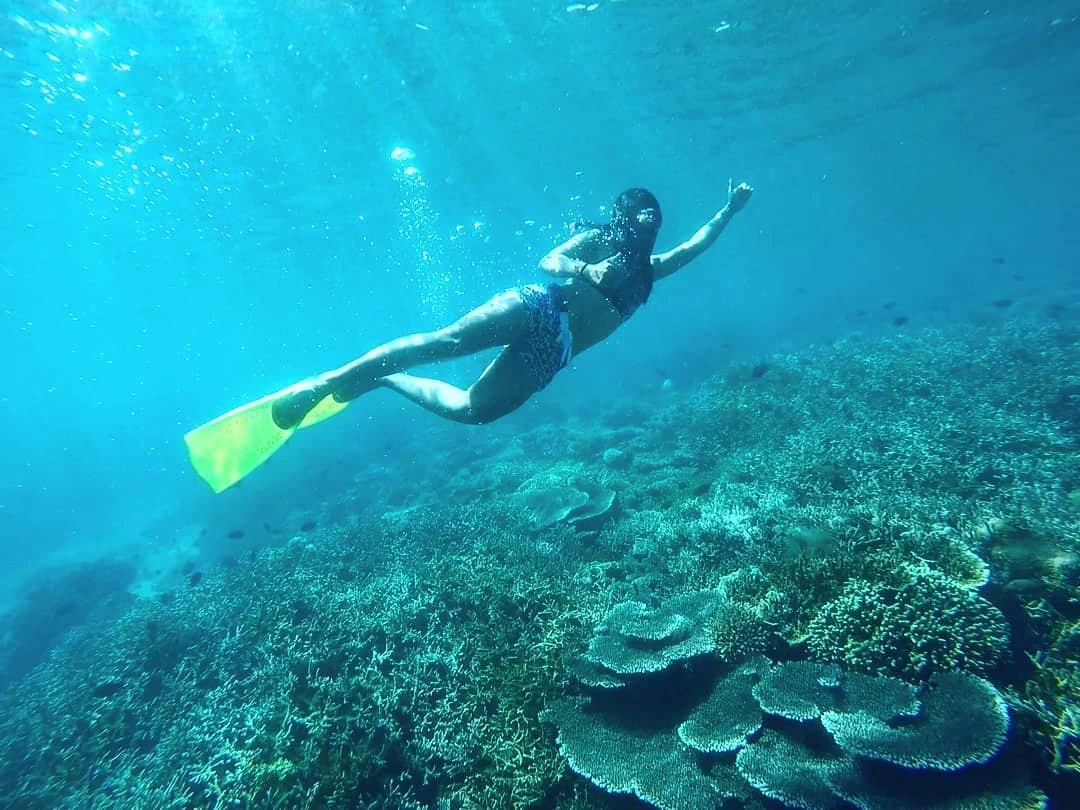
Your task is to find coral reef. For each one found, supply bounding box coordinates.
[551,600,1038,808]
[0,315,1075,807]
[0,504,609,809]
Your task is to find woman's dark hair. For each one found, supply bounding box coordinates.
[610,187,662,256]
[613,188,662,229]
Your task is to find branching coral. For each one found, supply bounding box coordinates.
[1010,616,1080,776]
[805,565,1009,682]
[0,504,609,810]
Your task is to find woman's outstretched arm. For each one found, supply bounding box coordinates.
[652,180,753,281]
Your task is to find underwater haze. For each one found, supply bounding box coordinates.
[1,1,1078,808]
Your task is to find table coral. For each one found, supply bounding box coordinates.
[822,671,1010,770]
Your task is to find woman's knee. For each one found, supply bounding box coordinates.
[464,386,531,424]
[432,403,495,425]
[461,406,506,425]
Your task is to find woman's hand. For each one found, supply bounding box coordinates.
[580,255,623,289]
[727,179,753,212]
[541,252,587,278]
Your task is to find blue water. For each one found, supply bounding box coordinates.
[2,0,1077,652]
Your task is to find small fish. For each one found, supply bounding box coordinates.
[750,361,769,379]
[883,300,897,310]
[92,681,125,699]
[188,571,203,587]
[992,257,1006,264]
[893,315,909,326]
[227,529,245,539]
[300,520,317,532]
[991,298,1013,309]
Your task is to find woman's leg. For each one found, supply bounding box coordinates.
[273,290,528,428]
[330,289,529,397]
[379,344,541,424]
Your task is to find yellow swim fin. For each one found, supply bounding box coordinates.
[297,391,350,429]
[184,383,349,493]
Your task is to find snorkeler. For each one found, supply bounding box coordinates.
[183,181,753,492]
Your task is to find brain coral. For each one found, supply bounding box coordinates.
[805,565,1008,682]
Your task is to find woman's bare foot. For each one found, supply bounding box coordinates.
[271,377,332,429]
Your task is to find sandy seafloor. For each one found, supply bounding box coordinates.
[0,303,1076,810]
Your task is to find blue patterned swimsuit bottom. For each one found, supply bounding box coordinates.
[510,283,573,390]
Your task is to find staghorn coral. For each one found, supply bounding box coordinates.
[805,565,1009,682]
[1009,615,1080,777]
[0,503,610,810]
